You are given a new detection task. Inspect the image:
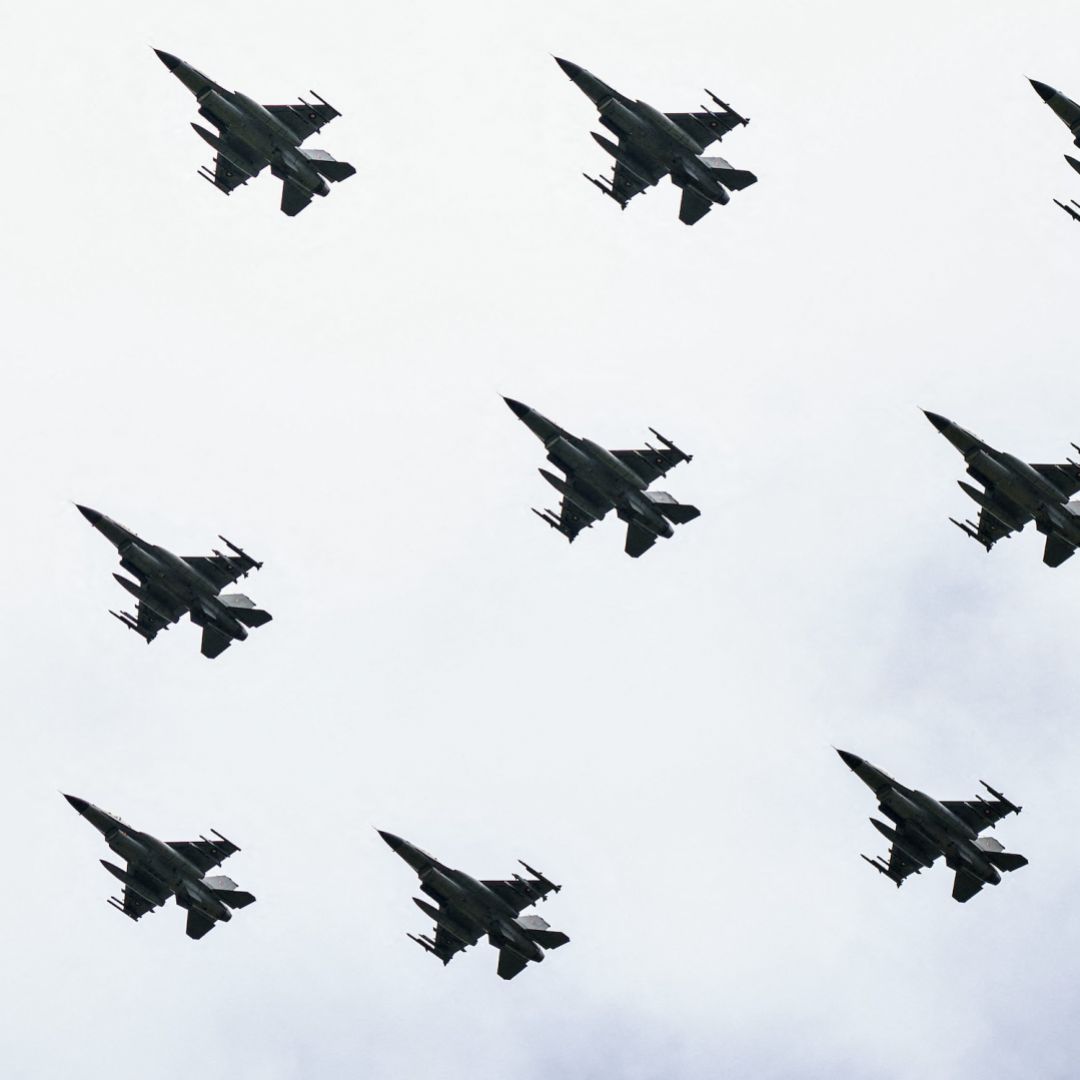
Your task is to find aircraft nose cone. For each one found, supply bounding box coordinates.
[377,829,404,852]
[1066,155,1080,177]
[63,793,90,814]
[835,749,863,771]
[1029,78,1057,103]
[922,409,951,434]
[553,56,581,79]
[153,48,181,71]
[75,503,102,526]
[503,397,530,419]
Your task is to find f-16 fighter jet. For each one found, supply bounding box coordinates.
[836,750,1026,903]
[924,410,1080,567]
[554,56,756,225]
[64,794,255,939]
[154,48,355,216]
[379,831,569,980]
[504,397,699,557]
[75,504,271,658]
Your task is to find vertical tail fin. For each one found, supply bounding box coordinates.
[496,948,529,980]
[200,625,233,659]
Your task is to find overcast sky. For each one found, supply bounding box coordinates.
[6,2,1080,1078]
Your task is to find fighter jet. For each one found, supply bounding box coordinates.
[64,794,255,939]
[505,397,699,557]
[554,57,755,225]
[154,48,355,216]
[924,411,1080,567]
[379,831,569,980]
[836,750,1026,903]
[76,504,271,658]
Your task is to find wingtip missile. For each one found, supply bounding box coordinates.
[210,828,238,850]
[406,932,436,954]
[582,172,627,208]
[948,517,991,550]
[860,853,902,886]
[531,508,575,541]
[519,859,561,893]
[218,536,263,570]
[647,427,692,462]
[308,89,340,117]
[109,610,153,642]
[980,780,1021,814]
[705,89,749,125]
[197,166,230,194]
[107,896,139,918]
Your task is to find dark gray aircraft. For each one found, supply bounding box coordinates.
[837,750,1026,903]
[76,505,271,658]
[505,397,699,557]
[379,831,569,980]
[1028,79,1080,221]
[554,57,755,224]
[924,411,1080,566]
[64,794,255,939]
[154,48,355,216]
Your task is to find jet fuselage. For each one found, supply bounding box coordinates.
[70,799,233,924]
[159,50,334,200]
[119,540,249,641]
[849,758,1003,889]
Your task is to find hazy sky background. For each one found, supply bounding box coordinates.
[5,2,1080,1078]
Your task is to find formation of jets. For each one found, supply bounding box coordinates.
[53,47,1072,981]
[1030,76,1080,224]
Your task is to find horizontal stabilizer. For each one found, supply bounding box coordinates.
[219,593,254,609]
[528,928,570,949]
[952,869,985,903]
[186,909,217,940]
[496,947,529,981]
[220,594,273,628]
[985,851,1028,873]
[217,889,256,909]
[678,186,713,226]
[1043,532,1075,567]
[203,874,237,891]
[515,914,550,932]
[299,148,356,183]
[235,607,272,628]
[200,625,232,660]
[644,492,701,525]
[701,156,757,191]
